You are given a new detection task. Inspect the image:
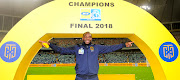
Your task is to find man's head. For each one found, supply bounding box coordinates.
[82,32,92,44]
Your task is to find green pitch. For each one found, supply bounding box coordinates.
[25,66,154,80]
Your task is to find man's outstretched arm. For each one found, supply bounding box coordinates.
[39,40,75,55]
[98,42,134,54]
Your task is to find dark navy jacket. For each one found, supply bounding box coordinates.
[49,42,126,75]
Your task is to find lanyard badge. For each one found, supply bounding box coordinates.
[78,48,84,54]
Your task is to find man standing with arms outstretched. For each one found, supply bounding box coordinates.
[39,32,134,80]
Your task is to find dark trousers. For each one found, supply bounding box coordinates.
[75,74,99,80]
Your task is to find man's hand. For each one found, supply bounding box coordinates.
[39,40,50,47]
[125,42,134,47]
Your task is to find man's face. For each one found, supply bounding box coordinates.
[82,33,92,44]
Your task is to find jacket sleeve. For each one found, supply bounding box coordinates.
[49,43,76,55]
[98,43,126,54]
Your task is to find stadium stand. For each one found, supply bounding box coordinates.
[31,52,56,64]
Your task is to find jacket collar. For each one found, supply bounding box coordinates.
[81,42,95,48]
[82,42,92,46]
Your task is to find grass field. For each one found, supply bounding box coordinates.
[25,66,154,80]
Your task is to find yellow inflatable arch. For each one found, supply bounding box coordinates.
[0,0,179,80]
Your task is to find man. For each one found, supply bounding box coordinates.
[39,32,133,80]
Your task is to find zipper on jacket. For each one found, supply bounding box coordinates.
[86,46,90,74]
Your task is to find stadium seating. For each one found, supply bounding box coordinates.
[31,52,56,64]
[31,51,146,64]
